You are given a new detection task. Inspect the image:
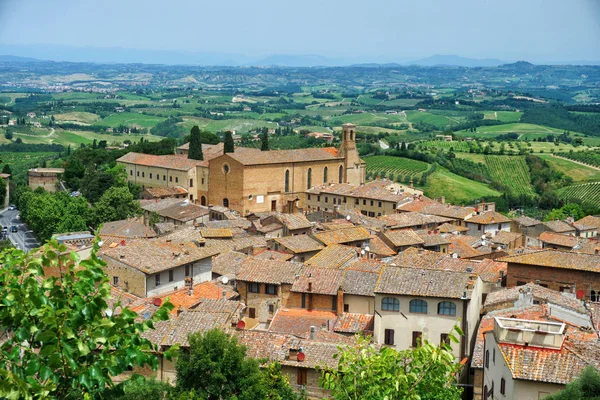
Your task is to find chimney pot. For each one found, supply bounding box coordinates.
[310,326,316,340]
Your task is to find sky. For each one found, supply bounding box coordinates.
[0,0,599,63]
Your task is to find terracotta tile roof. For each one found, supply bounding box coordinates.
[499,249,600,272]
[273,235,324,254]
[367,236,396,257]
[574,215,600,231]
[144,300,243,347]
[498,342,591,385]
[279,213,312,231]
[319,219,355,230]
[484,283,587,314]
[236,258,303,285]
[140,198,185,212]
[398,198,476,220]
[308,179,413,204]
[380,229,424,248]
[224,146,342,166]
[512,215,543,227]
[342,261,383,296]
[313,226,371,246]
[161,281,238,310]
[200,228,233,239]
[437,222,470,233]
[376,266,471,299]
[539,231,580,248]
[204,218,252,230]
[140,200,209,222]
[379,212,453,229]
[236,330,343,369]
[415,229,450,247]
[575,240,600,255]
[178,143,225,160]
[335,208,387,231]
[466,211,511,225]
[333,313,374,333]
[143,186,188,198]
[102,238,220,274]
[253,249,294,261]
[268,308,337,338]
[470,259,507,283]
[388,247,447,268]
[490,231,523,246]
[160,226,203,242]
[212,251,248,278]
[256,222,282,234]
[446,235,485,259]
[304,244,359,269]
[118,152,207,170]
[232,236,267,252]
[291,267,344,295]
[543,220,576,233]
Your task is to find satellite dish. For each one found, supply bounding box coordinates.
[153,298,162,307]
[143,312,150,320]
[481,235,486,240]
[297,352,306,362]
[361,249,365,255]
[222,276,229,285]
[346,215,351,221]
[98,241,104,247]
[452,253,458,259]
[364,246,370,252]
[481,241,486,246]
[237,320,246,330]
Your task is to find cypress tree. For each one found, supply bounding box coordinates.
[261,131,269,151]
[188,126,204,160]
[2,165,11,175]
[223,131,234,153]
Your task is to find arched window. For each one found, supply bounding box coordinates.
[200,196,206,206]
[284,170,290,193]
[350,130,354,140]
[381,297,399,312]
[223,198,229,208]
[409,299,428,314]
[323,166,328,183]
[438,301,456,316]
[344,131,347,141]
[338,165,343,183]
[592,290,597,302]
[307,168,312,189]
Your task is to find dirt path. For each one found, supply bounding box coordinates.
[551,154,600,171]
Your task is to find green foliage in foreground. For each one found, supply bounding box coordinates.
[174,329,301,400]
[545,366,600,400]
[320,326,464,400]
[0,242,175,399]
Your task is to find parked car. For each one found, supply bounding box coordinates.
[10,226,17,233]
[8,205,15,211]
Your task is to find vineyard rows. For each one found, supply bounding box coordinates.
[365,156,430,178]
[420,140,471,152]
[484,155,536,197]
[558,151,600,168]
[558,182,600,208]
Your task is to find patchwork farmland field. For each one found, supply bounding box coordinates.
[558,182,600,208]
[484,155,536,197]
[423,168,501,204]
[365,156,430,178]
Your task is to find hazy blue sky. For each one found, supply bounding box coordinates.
[1,0,599,62]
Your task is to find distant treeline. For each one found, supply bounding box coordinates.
[521,105,600,136]
[0,143,65,153]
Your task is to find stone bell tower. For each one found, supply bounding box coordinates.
[337,123,365,186]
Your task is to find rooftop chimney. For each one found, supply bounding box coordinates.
[310,325,316,340]
[222,290,227,300]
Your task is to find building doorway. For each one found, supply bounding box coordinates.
[201,196,206,206]
[223,198,229,208]
[271,200,277,211]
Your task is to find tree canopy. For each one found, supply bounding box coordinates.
[223,131,235,153]
[174,329,299,400]
[187,126,204,161]
[0,242,174,399]
[545,366,600,400]
[320,327,464,400]
[261,131,269,151]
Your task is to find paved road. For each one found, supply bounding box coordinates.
[0,208,40,252]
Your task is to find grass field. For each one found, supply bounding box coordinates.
[558,182,600,208]
[405,111,458,129]
[179,117,277,133]
[54,112,100,124]
[484,155,536,197]
[94,113,166,128]
[456,123,569,138]
[538,155,600,182]
[365,156,430,178]
[423,167,501,204]
[483,111,523,122]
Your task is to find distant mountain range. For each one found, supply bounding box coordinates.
[0,44,598,67]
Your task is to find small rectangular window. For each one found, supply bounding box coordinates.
[249,282,260,293]
[344,304,349,312]
[516,281,526,286]
[363,199,366,205]
[142,172,145,178]
[317,195,320,202]
[268,304,274,313]
[478,224,482,231]
[493,348,496,364]
[170,176,172,182]
[190,179,193,188]
[169,270,174,282]
[149,173,152,179]
[412,331,422,347]
[113,276,119,285]
[155,274,160,287]
[265,284,277,295]
[185,265,190,277]
[163,175,166,181]
[130,170,133,176]
[355,199,359,205]
[325,196,328,203]
[297,368,307,385]
[307,194,311,200]
[370,200,374,206]
[441,333,450,346]
[175,177,178,183]
[378,201,382,207]
[384,329,394,345]
[137,171,139,177]
[201,178,205,185]
[500,378,505,395]
[301,293,306,308]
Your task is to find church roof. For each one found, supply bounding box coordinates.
[223,147,341,166]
